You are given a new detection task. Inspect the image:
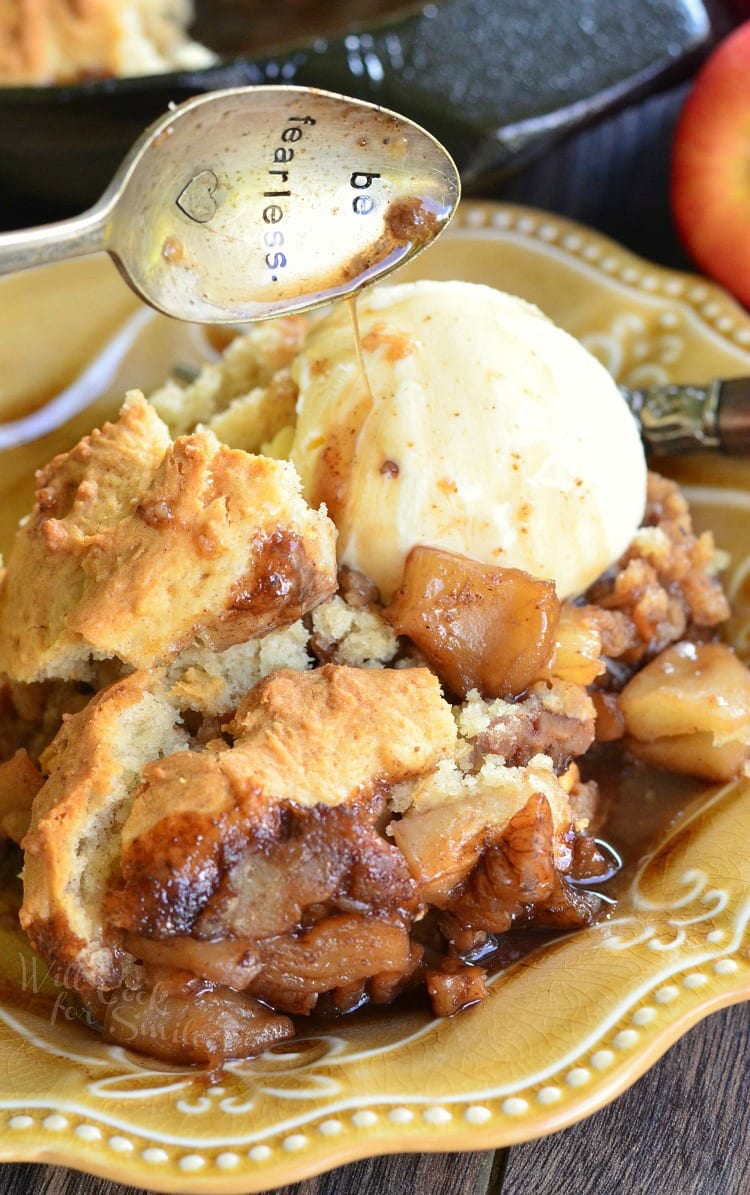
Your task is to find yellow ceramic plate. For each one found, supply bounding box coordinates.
[0,202,748,1193]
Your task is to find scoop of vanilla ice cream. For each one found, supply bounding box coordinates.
[289,280,647,601]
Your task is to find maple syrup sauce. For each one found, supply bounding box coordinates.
[347,293,375,406]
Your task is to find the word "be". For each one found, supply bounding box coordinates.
[351,171,381,215]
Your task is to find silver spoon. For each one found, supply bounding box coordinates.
[0,86,460,324]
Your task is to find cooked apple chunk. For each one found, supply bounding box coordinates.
[390,754,572,902]
[620,641,750,780]
[80,980,294,1066]
[536,604,607,687]
[385,545,560,699]
[0,750,43,843]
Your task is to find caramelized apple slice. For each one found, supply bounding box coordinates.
[0,749,43,843]
[624,732,748,783]
[426,962,488,1017]
[620,640,750,780]
[246,915,412,1014]
[385,546,560,699]
[391,756,571,902]
[83,981,293,1064]
[538,604,607,686]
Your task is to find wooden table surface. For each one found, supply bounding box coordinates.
[0,25,749,1195]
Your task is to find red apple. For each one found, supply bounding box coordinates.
[671,22,750,308]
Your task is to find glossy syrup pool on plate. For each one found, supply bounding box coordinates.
[0,202,747,1192]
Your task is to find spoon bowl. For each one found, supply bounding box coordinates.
[0,86,460,323]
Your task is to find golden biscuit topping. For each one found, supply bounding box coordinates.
[0,393,337,680]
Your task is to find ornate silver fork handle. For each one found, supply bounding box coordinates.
[621,377,750,456]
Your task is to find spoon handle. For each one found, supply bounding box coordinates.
[0,207,108,277]
[622,378,750,456]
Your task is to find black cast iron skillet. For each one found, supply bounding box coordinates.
[0,0,714,222]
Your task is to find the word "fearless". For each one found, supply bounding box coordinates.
[261,115,315,278]
[261,116,382,281]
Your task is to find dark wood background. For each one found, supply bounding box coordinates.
[0,7,748,1195]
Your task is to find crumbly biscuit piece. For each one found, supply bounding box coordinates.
[457,679,596,772]
[0,0,214,86]
[0,393,337,681]
[164,585,412,719]
[0,395,169,681]
[149,317,307,444]
[310,594,399,667]
[21,672,188,989]
[20,664,456,988]
[126,665,457,838]
[164,621,313,717]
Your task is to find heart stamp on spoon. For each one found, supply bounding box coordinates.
[175,170,220,225]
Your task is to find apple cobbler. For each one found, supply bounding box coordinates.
[0,0,214,85]
[0,280,747,1066]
